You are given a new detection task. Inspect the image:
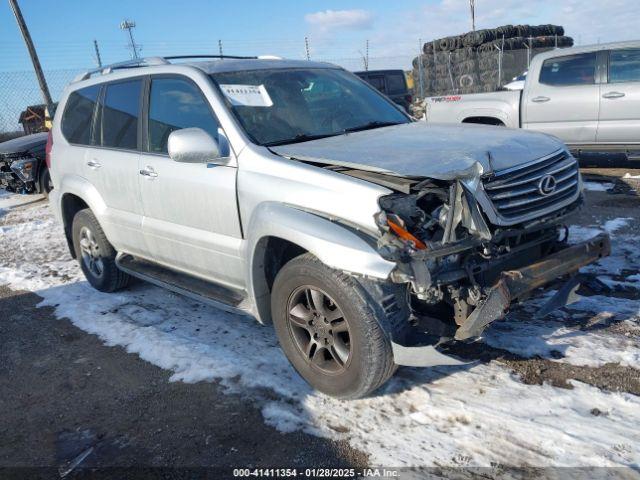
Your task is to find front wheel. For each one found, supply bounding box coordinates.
[271,253,408,399]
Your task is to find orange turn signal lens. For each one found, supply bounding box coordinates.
[387,218,427,250]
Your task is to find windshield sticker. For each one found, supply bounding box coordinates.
[219,84,273,107]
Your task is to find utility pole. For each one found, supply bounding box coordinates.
[8,0,53,112]
[93,39,103,67]
[469,0,476,31]
[304,36,310,61]
[365,39,369,71]
[120,19,141,59]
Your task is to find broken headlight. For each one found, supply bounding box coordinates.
[10,157,37,182]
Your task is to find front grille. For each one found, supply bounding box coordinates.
[482,149,580,222]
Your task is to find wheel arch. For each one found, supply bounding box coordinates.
[245,203,395,324]
[56,175,109,258]
[462,116,506,126]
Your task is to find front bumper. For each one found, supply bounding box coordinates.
[392,232,611,366]
[454,232,611,340]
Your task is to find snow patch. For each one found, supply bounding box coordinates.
[583,182,613,192]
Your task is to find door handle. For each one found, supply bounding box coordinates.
[86,159,102,169]
[602,91,625,99]
[531,96,550,103]
[139,166,158,179]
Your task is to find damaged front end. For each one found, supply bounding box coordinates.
[372,169,610,367]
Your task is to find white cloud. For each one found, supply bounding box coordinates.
[305,9,373,33]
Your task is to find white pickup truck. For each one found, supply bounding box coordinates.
[425,41,640,163]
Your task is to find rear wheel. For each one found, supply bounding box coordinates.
[271,253,408,399]
[71,209,130,292]
[39,166,53,197]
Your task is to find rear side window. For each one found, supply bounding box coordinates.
[97,79,142,150]
[367,75,386,93]
[539,53,597,86]
[147,77,219,153]
[61,85,100,145]
[609,49,640,83]
[386,73,406,94]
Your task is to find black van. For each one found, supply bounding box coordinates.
[354,70,412,111]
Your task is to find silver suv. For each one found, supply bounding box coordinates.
[49,55,610,398]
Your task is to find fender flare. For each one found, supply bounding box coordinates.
[244,202,395,323]
[55,174,109,254]
[457,106,516,127]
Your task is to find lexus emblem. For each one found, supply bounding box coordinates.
[538,174,557,195]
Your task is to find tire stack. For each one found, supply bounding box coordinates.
[412,24,573,99]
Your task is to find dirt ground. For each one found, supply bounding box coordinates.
[0,285,368,477]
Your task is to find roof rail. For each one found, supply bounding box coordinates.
[72,56,170,83]
[164,55,258,61]
[71,54,262,83]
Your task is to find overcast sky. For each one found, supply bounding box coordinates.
[2,0,639,71]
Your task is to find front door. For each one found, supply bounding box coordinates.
[522,52,600,145]
[138,75,244,288]
[597,48,640,144]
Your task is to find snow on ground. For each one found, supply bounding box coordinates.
[1,194,639,468]
[583,181,613,192]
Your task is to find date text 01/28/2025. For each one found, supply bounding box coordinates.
[232,467,399,478]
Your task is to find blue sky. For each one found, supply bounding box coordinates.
[3,0,640,72]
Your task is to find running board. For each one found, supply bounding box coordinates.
[116,254,250,315]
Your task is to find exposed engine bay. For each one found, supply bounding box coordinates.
[364,173,609,348]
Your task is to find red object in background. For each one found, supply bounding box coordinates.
[45,130,52,168]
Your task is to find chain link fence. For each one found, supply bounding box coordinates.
[0,68,81,141]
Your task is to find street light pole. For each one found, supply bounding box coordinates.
[8,0,53,112]
[470,0,476,32]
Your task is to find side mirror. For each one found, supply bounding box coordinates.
[167,127,229,165]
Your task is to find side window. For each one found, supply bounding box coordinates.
[386,73,406,95]
[98,79,142,150]
[368,75,386,93]
[61,85,100,145]
[539,53,597,86]
[609,49,640,83]
[148,77,219,154]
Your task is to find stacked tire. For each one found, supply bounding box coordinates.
[412,24,573,99]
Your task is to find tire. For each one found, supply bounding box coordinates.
[271,253,409,399]
[71,208,130,292]
[39,166,53,198]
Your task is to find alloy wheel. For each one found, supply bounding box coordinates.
[79,226,104,278]
[287,286,352,374]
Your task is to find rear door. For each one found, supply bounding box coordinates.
[138,75,243,287]
[522,52,600,145]
[84,78,147,256]
[596,48,640,143]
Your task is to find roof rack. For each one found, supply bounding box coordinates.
[72,54,260,83]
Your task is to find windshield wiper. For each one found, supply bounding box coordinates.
[264,133,340,147]
[342,121,403,134]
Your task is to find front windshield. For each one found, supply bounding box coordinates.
[210,67,410,146]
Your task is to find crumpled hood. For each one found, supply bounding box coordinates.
[0,132,47,156]
[271,122,565,180]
